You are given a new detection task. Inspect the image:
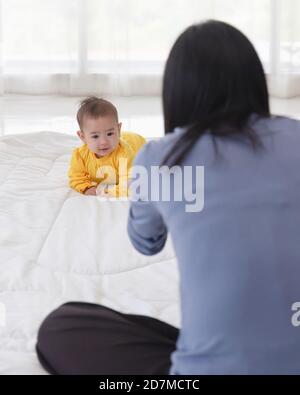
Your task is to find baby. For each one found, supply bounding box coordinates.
[68,96,146,197]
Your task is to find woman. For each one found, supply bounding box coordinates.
[36,20,300,374]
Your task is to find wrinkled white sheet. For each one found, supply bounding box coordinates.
[0,132,180,375]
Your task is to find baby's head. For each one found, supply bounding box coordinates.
[77,96,122,158]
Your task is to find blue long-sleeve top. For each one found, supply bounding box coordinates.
[127,114,300,375]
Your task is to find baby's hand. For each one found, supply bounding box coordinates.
[84,187,97,196]
[96,183,115,197]
[96,183,109,197]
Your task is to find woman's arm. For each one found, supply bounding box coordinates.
[127,143,168,256]
[127,200,167,256]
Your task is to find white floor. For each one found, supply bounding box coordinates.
[0,94,299,139]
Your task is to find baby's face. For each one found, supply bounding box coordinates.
[78,115,122,158]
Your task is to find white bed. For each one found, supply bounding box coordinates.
[0,132,180,375]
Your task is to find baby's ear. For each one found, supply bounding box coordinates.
[118,122,122,134]
[77,130,85,142]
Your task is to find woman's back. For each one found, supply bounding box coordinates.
[132,114,300,374]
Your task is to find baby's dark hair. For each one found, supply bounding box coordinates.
[77,96,119,130]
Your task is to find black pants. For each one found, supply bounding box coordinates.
[36,302,179,375]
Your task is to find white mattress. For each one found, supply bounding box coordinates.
[0,132,180,375]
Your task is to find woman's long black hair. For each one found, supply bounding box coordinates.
[162,20,270,166]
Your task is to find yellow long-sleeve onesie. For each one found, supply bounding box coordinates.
[68,132,146,197]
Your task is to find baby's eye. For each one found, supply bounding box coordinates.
[107,132,114,137]
[92,136,99,139]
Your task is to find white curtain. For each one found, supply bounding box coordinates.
[0,0,299,97]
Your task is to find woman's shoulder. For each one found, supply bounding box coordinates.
[251,114,300,150]
[134,126,215,167]
[133,128,186,167]
[255,114,300,134]
[134,115,300,166]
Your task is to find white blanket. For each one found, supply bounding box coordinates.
[0,132,180,375]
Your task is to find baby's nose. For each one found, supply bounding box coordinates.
[98,136,109,145]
